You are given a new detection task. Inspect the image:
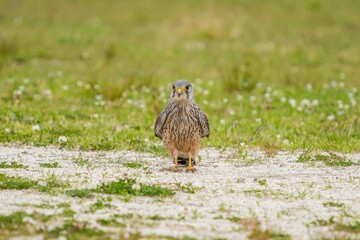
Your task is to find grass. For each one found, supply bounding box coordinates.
[0,0,359,153]
[296,152,357,166]
[123,161,144,169]
[0,173,63,193]
[39,162,59,168]
[65,189,94,198]
[312,217,360,234]
[95,178,175,197]
[0,161,27,168]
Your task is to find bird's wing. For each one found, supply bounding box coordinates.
[154,109,169,140]
[198,110,210,138]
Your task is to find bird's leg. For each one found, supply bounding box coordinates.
[186,155,196,173]
[170,156,181,172]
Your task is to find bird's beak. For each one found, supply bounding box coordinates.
[177,88,183,97]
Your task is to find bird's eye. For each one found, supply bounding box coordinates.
[172,85,175,90]
[185,85,190,90]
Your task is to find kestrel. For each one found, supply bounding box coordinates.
[154,80,210,172]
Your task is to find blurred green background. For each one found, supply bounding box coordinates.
[0,0,359,153]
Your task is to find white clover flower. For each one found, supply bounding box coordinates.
[297,106,303,112]
[228,109,235,115]
[220,119,226,125]
[131,183,141,191]
[255,118,262,123]
[280,97,287,103]
[58,136,67,143]
[283,139,290,145]
[5,128,11,134]
[249,96,256,102]
[289,99,297,108]
[327,115,335,121]
[236,94,243,101]
[32,125,40,131]
[38,180,47,187]
[300,99,311,107]
[240,142,246,146]
[276,134,281,139]
[256,82,263,88]
[311,99,319,107]
[305,83,313,91]
[337,110,345,116]
[43,90,52,99]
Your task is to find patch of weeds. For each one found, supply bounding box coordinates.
[63,208,76,218]
[312,217,360,233]
[228,216,242,222]
[0,161,27,169]
[0,173,37,190]
[244,189,267,198]
[257,179,267,186]
[36,174,64,193]
[0,211,27,231]
[95,178,174,197]
[65,189,93,198]
[123,161,144,169]
[47,220,106,238]
[175,182,201,194]
[240,217,290,240]
[72,154,91,167]
[90,199,112,212]
[97,218,125,227]
[323,202,345,208]
[148,214,166,221]
[40,162,59,168]
[297,152,356,166]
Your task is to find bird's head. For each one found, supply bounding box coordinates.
[171,80,194,101]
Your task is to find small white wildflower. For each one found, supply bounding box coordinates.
[289,99,297,108]
[297,106,303,112]
[228,109,235,115]
[93,113,99,118]
[236,94,243,101]
[38,180,47,187]
[32,125,40,131]
[264,93,272,102]
[240,142,246,147]
[62,85,69,91]
[256,82,263,88]
[311,99,319,107]
[58,136,67,143]
[255,118,262,123]
[252,110,257,115]
[203,89,209,96]
[283,139,290,145]
[131,183,141,191]
[43,89,52,99]
[220,119,226,125]
[337,110,345,116]
[300,99,311,107]
[266,86,272,92]
[5,128,11,134]
[249,95,256,102]
[280,97,287,103]
[77,81,83,87]
[350,99,356,106]
[327,115,335,121]
[305,83,313,91]
[343,104,349,110]
[276,134,281,139]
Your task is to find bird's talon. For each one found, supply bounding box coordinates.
[185,167,197,173]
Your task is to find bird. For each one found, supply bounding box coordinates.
[154,80,210,172]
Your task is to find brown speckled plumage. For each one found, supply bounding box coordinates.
[155,80,209,172]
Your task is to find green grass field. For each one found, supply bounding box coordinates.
[0,0,359,153]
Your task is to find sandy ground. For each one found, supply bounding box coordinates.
[0,146,359,240]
